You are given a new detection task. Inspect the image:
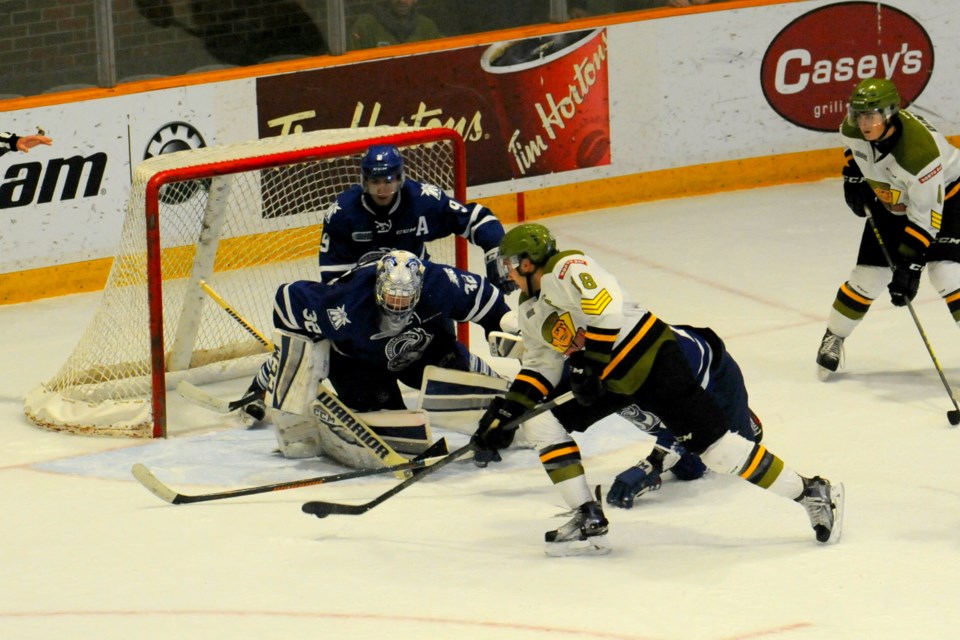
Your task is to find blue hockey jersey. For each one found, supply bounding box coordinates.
[318,180,504,283]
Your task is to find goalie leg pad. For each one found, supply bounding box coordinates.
[488,330,525,359]
[266,331,330,415]
[272,410,322,459]
[358,410,433,455]
[313,390,409,472]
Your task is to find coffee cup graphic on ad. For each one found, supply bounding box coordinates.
[480,29,610,178]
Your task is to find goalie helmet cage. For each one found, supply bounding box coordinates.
[24,126,468,439]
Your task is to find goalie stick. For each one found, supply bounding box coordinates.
[131,438,449,505]
[301,391,576,518]
[176,380,259,414]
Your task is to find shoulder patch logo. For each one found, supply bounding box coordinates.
[327,305,350,330]
[420,183,443,200]
[558,258,587,279]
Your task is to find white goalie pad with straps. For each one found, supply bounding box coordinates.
[265,330,330,415]
[416,365,508,412]
[359,410,433,455]
[264,330,331,459]
[313,389,410,474]
[488,330,525,359]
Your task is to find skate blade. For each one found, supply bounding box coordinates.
[544,535,612,557]
[825,482,845,544]
[816,365,834,382]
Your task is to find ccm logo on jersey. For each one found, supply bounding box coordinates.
[558,259,587,279]
[919,164,942,184]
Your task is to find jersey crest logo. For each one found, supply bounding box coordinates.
[327,305,350,329]
[875,185,906,213]
[420,183,443,200]
[385,327,433,372]
[541,311,586,355]
[375,219,392,234]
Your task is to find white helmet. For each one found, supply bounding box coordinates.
[374,250,424,334]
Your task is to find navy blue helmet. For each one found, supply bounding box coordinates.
[361,145,404,184]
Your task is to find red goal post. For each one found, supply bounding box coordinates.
[24,126,468,438]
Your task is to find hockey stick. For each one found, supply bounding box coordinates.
[865,212,960,425]
[198,279,273,350]
[131,439,450,505]
[176,380,260,414]
[302,390,576,518]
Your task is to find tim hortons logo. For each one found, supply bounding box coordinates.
[760,2,933,132]
[265,103,485,143]
[0,152,107,209]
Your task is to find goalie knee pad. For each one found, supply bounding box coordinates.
[265,331,330,415]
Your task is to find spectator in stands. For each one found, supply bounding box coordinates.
[348,0,443,50]
[453,2,548,35]
[0,130,52,157]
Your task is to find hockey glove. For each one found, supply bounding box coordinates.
[568,351,605,406]
[485,247,518,294]
[606,459,662,509]
[888,259,923,307]
[842,160,874,218]
[472,396,522,453]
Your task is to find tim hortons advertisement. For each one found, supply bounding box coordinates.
[760,1,934,132]
[256,29,610,186]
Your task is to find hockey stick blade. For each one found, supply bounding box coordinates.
[176,380,259,414]
[302,442,476,517]
[301,392,576,519]
[130,443,447,506]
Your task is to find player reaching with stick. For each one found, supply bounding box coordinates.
[471,223,844,556]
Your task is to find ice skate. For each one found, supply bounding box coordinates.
[545,491,611,557]
[797,476,845,544]
[816,329,844,380]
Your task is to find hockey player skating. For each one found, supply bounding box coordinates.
[471,223,844,556]
[817,77,960,378]
[245,249,509,462]
[320,144,514,292]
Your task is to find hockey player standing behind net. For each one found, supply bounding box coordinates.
[816,78,960,378]
[471,223,844,556]
[319,144,515,293]
[248,249,509,461]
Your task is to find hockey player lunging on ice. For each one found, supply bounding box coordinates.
[816,78,960,378]
[320,144,514,293]
[245,249,509,465]
[471,223,844,556]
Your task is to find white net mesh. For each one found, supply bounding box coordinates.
[25,126,464,437]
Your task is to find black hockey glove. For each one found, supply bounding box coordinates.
[842,160,874,218]
[568,351,605,406]
[888,258,923,307]
[485,247,518,294]
[472,396,522,453]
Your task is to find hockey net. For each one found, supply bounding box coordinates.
[24,126,467,438]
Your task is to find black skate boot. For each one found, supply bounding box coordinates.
[816,329,844,380]
[545,488,611,557]
[796,476,845,544]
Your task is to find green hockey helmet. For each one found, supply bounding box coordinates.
[847,78,901,124]
[499,223,558,268]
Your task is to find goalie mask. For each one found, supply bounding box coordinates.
[361,144,405,209]
[375,249,424,336]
